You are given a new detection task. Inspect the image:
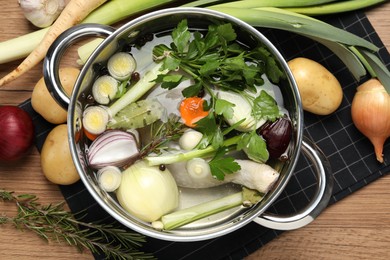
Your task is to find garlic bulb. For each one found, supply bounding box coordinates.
[19,0,67,28]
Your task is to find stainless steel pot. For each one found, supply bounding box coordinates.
[43,7,333,242]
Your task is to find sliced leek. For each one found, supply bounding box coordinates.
[92,75,119,105]
[82,106,109,135]
[107,52,137,81]
[97,166,122,192]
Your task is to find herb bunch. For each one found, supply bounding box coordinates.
[153,19,285,97]
[145,19,285,180]
[0,189,154,260]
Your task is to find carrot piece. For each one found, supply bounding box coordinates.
[83,128,99,141]
[179,97,209,128]
[0,0,107,87]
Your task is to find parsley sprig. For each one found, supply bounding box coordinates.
[146,19,285,179]
[153,19,285,96]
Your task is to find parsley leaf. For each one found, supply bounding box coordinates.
[155,74,186,90]
[215,99,235,120]
[193,113,219,149]
[237,131,269,163]
[172,19,191,54]
[252,90,280,122]
[209,147,241,180]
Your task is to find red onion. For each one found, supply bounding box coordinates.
[257,116,292,160]
[87,130,140,169]
[0,106,34,162]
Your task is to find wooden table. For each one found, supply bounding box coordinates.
[0,1,389,259]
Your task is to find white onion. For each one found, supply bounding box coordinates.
[116,160,179,222]
[87,130,139,169]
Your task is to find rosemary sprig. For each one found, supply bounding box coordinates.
[140,114,186,157]
[0,189,155,260]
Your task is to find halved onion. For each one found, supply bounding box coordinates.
[87,130,139,169]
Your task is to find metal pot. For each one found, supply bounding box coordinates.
[43,7,333,242]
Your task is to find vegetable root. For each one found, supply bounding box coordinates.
[167,159,280,194]
[0,0,107,87]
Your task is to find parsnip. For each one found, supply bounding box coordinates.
[0,0,107,87]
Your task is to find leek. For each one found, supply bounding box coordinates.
[207,6,378,51]
[0,0,176,64]
[284,0,388,16]
[359,49,390,93]
[202,0,339,9]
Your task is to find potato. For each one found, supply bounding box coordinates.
[41,124,80,185]
[288,57,343,115]
[32,67,80,124]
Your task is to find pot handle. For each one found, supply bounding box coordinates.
[253,137,333,230]
[43,23,115,109]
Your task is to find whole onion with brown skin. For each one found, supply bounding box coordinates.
[0,106,35,162]
[257,116,292,160]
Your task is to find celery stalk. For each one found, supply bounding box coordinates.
[159,192,243,230]
[108,62,167,116]
[0,0,176,64]
[157,186,264,230]
[144,135,241,166]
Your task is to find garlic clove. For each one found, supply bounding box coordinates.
[19,0,67,28]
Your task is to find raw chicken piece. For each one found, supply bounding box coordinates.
[167,159,279,194]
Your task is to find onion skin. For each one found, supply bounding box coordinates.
[351,79,390,163]
[257,116,292,160]
[0,106,34,162]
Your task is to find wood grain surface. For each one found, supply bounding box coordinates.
[0,1,389,259]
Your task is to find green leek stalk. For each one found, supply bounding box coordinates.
[207,6,378,51]
[206,6,390,92]
[0,0,176,64]
[192,0,339,8]
[284,0,388,16]
[203,0,386,11]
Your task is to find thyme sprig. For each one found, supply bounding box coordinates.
[0,189,155,260]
